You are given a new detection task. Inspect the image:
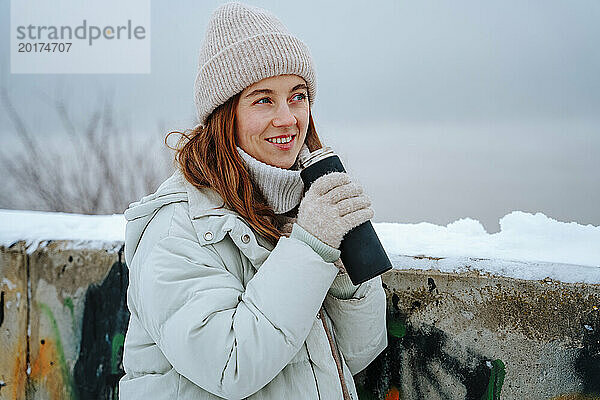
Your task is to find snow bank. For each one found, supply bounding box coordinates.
[0,209,125,253]
[376,211,599,283]
[376,211,599,268]
[0,209,598,282]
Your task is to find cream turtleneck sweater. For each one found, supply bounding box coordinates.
[236,146,305,214]
[236,145,361,299]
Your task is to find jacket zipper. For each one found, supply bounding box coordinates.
[319,307,352,400]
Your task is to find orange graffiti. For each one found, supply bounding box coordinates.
[10,341,27,399]
[385,386,400,400]
[29,338,71,400]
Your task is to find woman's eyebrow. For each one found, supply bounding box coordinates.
[244,84,308,98]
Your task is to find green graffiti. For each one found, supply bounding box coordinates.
[63,297,76,334]
[63,297,74,322]
[482,359,505,400]
[38,302,78,400]
[388,319,407,338]
[111,333,125,374]
[63,297,74,316]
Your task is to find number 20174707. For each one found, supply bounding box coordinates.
[18,42,72,52]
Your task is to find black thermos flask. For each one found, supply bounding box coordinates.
[299,147,392,285]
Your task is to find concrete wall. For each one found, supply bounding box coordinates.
[0,241,598,400]
[1,241,127,400]
[355,256,600,400]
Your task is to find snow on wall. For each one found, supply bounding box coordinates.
[0,209,125,253]
[1,208,598,283]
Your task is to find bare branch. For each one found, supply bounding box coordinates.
[0,88,174,214]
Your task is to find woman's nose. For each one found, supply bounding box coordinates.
[272,104,297,127]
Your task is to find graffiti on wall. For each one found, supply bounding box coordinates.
[73,260,130,400]
[0,249,130,400]
[355,287,505,400]
[574,309,600,397]
[34,261,129,400]
[2,247,600,400]
[354,277,600,400]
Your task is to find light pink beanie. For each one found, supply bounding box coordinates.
[193,2,317,128]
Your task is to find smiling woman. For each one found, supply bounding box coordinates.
[120,2,388,400]
[236,75,309,169]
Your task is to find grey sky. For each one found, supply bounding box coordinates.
[1,0,599,232]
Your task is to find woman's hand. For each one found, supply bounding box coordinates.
[296,172,373,249]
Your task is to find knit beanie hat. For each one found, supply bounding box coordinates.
[194,2,317,127]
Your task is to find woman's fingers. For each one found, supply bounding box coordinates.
[309,172,351,196]
[341,207,374,231]
[325,182,363,204]
[336,195,371,217]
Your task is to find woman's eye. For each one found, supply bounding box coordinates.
[255,93,306,105]
[292,93,307,101]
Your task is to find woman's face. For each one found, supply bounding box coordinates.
[235,74,309,169]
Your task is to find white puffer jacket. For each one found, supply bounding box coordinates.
[119,170,388,400]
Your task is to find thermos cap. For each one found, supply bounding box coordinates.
[298,146,336,169]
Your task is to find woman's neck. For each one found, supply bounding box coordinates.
[236,146,306,214]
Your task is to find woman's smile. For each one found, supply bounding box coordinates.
[265,134,297,150]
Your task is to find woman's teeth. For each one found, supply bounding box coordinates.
[267,136,293,144]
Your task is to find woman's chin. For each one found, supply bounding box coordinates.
[260,149,300,169]
[268,158,295,169]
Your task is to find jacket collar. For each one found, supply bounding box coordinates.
[180,171,276,255]
[123,169,234,223]
[183,176,237,219]
[124,169,275,268]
